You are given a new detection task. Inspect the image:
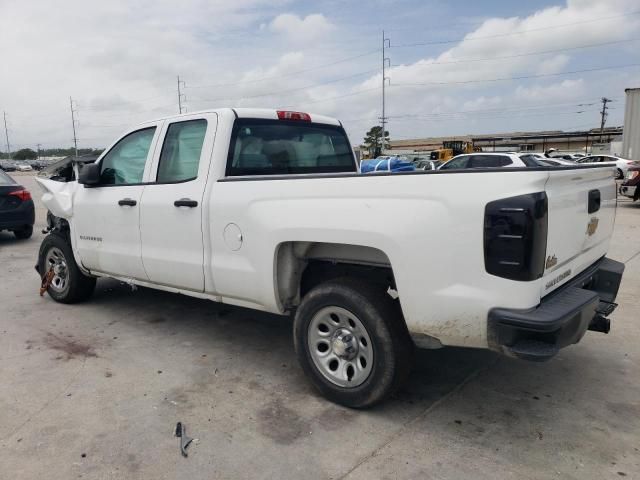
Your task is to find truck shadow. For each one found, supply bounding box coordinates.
[83,279,498,411]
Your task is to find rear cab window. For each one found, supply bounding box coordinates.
[226,119,356,176]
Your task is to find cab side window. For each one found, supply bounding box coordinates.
[100,128,156,185]
[156,120,208,183]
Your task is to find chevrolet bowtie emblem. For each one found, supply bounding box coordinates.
[586,217,599,237]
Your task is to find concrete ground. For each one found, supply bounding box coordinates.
[1,172,638,480]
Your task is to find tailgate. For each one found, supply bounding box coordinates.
[541,166,617,296]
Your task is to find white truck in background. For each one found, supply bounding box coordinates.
[36,108,624,407]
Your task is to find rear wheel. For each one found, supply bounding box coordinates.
[294,277,413,408]
[14,225,33,239]
[38,233,96,303]
[616,168,623,180]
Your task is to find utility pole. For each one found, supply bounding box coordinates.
[69,96,78,157]
[380,31,391,155]
[37,143,42,160]
[177,75,186,114]
[3,112,11,159]
[599,97,611,141]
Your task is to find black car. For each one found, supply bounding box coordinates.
[0,169,35,239]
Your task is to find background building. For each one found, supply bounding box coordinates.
[388,126,623,155]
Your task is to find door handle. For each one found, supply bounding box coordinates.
[118,198,137,206]
[588,189,601,214]
[174,198,198,208]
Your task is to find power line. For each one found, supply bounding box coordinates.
[391,38,639,67]
[186,49,379,90]
[75,90,175,111]
[386,100,602,119]
[388,109,599,123]
[392,63,640,87]
[280,86,381,108]
[190,69,379,103]
[390,10,640,48]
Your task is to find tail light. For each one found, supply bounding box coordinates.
[484,192,548,281]
[9,189,32,201]
[277,110,311,121]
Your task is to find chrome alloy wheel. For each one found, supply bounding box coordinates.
[307,306,374,388]
[45,247,69,293]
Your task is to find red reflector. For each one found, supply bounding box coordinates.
[277,110,311,122]
[9,189,31,201]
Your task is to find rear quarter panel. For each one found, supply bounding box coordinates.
[209,170,552,348]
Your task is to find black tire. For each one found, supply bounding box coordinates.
[14,225,33,239]
[38,232,96,303]
[616,168,623,180]
[293,277,413,408]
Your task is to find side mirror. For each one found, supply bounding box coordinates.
[78,163,101,186]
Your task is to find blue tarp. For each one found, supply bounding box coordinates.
[360,157,416,173]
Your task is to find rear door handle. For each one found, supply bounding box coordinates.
[118,198,137,206]
[174,198,198,208]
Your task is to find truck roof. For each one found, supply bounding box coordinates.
[140,108,342,127]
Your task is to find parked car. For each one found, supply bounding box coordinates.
[28,159,49,171]
[0,161,16,172]
[15,163,33,172]
[413,159,441,171]
[519,154,575,167]
[0,169,35,239]
[576,155,638,179]
[438,152,529,170]
[619,165,640,201]
[36,108,624,408]
[361,156,416,173]
[537,158,577,166]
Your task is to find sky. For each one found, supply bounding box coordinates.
[1,0,639,151]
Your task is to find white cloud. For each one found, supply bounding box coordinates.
[514,79,586,102]
[536,54,570,75]
[269,13,334,40]
[0,0,638,149]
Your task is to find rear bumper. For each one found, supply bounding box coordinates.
[0,200,35,230]
[488,257,624,361]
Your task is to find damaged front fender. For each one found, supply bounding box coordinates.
[35,178,77,220]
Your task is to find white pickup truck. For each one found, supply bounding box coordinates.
[36,108,624,407]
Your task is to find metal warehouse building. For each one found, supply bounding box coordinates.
[388,126,623,154]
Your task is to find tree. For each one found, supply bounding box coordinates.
[13,148,37,160]
[361,126,389,158]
